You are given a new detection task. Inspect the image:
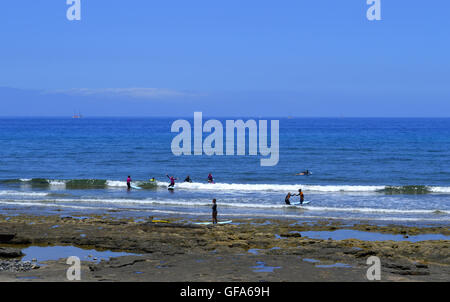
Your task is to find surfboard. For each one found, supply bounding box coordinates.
[291,201,310,206]
[131,185,142,190]
[168,186,175,190]
[194,220,232,225]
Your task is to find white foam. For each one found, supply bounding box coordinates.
[48,180,67,186]
[11,178,450,194]
[1,200,448,223]
[430,187,450,193]
[10,197,449,216]
[0,190,49,197]
[303,206,449,215]
[0,200,112,211]
[155,181,386,193]
[106,180,128,187]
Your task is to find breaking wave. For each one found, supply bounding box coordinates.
[1,179,449,194]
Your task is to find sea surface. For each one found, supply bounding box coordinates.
[0,117,449,225]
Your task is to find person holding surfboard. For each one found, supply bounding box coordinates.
[126,176,132,190]
[212,198,218,224]
[295,189,305,205]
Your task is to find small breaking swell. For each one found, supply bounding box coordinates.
[8,198,448,216]
[155,181,450,194]
[1,179,449,194]
[0,190,49,197]
[0,178,156,189]
[380,185,434,194]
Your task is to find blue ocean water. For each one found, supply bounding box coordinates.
[0,117,449,225]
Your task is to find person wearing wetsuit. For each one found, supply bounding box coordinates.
[297,189,304,204]
[166,174,177,187]
[285,192,292,205]
[126,176,132,190]
[207,173,214,183]
[184,175,192,183]
[296,170,311,176]
[212,199,218,224]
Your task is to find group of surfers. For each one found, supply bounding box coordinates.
[127,171,308,207]
[166,173,214,188]
[126,171,308,224]
[284,189,305,205]
[126,173,214,189]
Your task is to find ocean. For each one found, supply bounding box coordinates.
[0,117,449,225]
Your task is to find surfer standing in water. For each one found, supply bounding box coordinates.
[207,173,214,183]
[126,176,131,190]
[285,192,293,205]
[212,199,218,224]
[166,174,177,188]
[295,189,305,205]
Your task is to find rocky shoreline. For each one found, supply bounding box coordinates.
[0,214,448,281]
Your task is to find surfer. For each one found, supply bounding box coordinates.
[284,192,292,205]
[184,175,192,183]
[295,189,305,205]
[149,177,156,182]
[166,174,177,188]
[212,199,218,224]
[126,176,132,190]
[207,173,214,183]
[296,170,311,176]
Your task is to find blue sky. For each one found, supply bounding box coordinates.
[0,0,449,117]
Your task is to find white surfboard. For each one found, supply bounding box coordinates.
[131,184,142,190]
[291,201,310,206]
[195,220,232,225]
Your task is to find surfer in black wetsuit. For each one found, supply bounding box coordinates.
[212,199,218,224]
[184,175,192,183]
[285,192,292,205]
[296,170,311,176]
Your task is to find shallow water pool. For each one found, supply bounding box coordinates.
[21,245,140,264]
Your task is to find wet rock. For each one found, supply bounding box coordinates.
[230,242,248,249]
[384,263,412,271]
[0,247,23,258]
[0,233,15,243]
[354,250,377,258]
[395,270,430,276]
[415,263,428,269]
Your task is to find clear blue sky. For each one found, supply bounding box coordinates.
[0,0,449,117]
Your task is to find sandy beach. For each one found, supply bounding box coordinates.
[0,214,448,282]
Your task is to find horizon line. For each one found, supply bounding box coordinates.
[0,115,449,119]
